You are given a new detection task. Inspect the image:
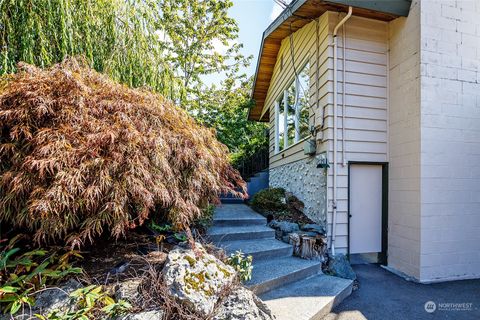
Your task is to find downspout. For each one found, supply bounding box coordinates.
[331,6,352,256]
[342,23,347,167]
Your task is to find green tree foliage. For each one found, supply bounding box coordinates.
[0,0,183,99]
[192,76,268,166]
[160,0,251,102]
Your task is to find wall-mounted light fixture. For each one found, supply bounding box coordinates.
[316,152,329,169]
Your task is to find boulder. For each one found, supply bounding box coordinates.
[269,220,300,243]
[272,221,300,234]
[118,310,164,320]
[33,279,82,315]
[115,278,142,303]
[301,224,326,235]
[297,231,319,238]
[327,254,356,280]
[162,243,236,316]
[281,235,291,243]
[213,287,273,320]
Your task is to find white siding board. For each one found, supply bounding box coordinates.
[265,12,388,254]
[322,13,388,254]
[267,13,332,167]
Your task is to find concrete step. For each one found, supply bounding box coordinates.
[216,238,293,261]
[207,225,275,242]
[213,204,267,227]
[251,169,269,178]
[219,197,244,204]
[259,274,354,320]
[246,256,321,295]
[246,171,269,199]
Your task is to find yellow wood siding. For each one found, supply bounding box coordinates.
[324,13,388,254]
[265,12,388,254]
[266,13,331,169]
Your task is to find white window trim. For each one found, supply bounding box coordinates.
[274,101,280,154]
[274,61,310,155]
[283,89,288,151]
[294,76,301,143]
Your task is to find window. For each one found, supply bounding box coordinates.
[286,80,296,147]
[277,96,285,152]
[274,62,311,153]
[297,63,310,139]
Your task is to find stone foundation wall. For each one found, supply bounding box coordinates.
[269,158,327,226]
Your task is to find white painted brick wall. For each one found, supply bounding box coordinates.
[388,0,480,283]
[419,0,480,282]
[388,0,422,280]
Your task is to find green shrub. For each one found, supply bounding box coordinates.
[37,285,132,320]
[195,204,215,231]
[0,236,83,316]
[0,59,246,246]
[250,188,289,213]
[226,251,253,282]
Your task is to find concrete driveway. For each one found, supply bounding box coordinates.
[323,264,480,320]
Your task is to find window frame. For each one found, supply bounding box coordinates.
[274,60,311,154]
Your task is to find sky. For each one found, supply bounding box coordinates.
[204,0,286,86]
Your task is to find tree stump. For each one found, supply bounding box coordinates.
[289,233,327,261]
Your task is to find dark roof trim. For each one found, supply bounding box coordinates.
[264,0,311,40]
[326,0,411,17]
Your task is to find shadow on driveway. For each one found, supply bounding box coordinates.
[323,264,480,320]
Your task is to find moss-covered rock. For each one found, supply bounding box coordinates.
[213,287,273,320]
[162,243,236,316]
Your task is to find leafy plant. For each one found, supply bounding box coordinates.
[0,236,83,315]
[250,188,289,213]
[35,285,132,320]
[148,222,173,234]
[195,204,215,231]
[0,58,246,246]
[226,251,253,282]
[173,233,188,242]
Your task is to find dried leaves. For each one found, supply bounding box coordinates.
[0,58,246,246]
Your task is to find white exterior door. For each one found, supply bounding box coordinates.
[349,164,383,254]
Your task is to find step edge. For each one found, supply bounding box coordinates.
[249,262,321,285]
[248,263,321,295]
[222,243,293,257]
[258,274,353,320]
[213,217,266,222]
[207,231,276,242]
[310,279,353,320]
[248,259,321,286]
[207,229,275,236]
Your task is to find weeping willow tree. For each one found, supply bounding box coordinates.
[0,0,184,100]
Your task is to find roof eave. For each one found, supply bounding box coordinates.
[248,0,309,122]
[249,0,411,122]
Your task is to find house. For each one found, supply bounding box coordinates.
[249,0,480,283]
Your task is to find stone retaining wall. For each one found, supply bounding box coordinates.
[269,158,327,226]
